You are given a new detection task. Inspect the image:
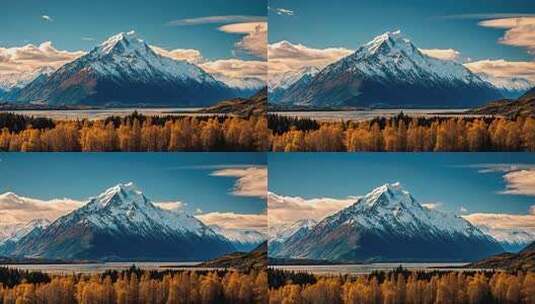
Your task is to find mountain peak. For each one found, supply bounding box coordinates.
[98,31,148,55]
[363,182,409,205]
[93,182,145,208]
[364,30,415,56]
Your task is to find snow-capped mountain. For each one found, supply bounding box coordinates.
[275,31,502,107]
[476,73,533,99]
[0,67,56,92]
[271,183,503,262]
[269,66,320,103]
[473,225,535,253]
[0,218,50,244]
[269,66,320,92]
[12,31,237,106]
[4,183,235,261]
[210,225,266,252]
[268,219,317,256]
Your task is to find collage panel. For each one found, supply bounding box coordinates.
[0,153,268,302]
[268,153,535,302]
[267,0,535,152]
[0,0,268,152]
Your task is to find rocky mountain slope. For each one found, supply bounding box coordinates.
[271,183,504,262]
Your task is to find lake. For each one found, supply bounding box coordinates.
[0,262,223,274]
[1,108,209,120]
[270,263,485,275]
[269,109,479,122]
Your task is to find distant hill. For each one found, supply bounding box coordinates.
[469,241,535,272]
[469,87,535,118]
[198,87,266,117]
[199,241,267,272]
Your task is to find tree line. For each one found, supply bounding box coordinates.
[268,269,535,304]
[270,114,535,152]
[0,267,267,304]
[0,113,271,152]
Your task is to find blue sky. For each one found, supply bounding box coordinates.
[1,0,266,60]
[0,153,266,216]
[268,0,535,82]
[269,0,534,61]
[268,153,535,215]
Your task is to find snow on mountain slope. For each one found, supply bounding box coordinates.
[272,183,504,262]
[210,225,266,251]
[269,66,320,92]
[14,31,236,106]
[276,31,502,107]
[476,73,533,99]
[269,219,317,243]
[0,67,55,91]
[6,183,235,260]
[0,219,50,244]
[474,224,535,253]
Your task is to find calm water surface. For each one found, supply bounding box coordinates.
[0,262,218,274]
[270,263,482,275]
[1,108,207,120]
[270,109,478,122]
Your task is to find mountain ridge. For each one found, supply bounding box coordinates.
[271,183,504,262]
[272,31,502,107]
[2,183,236,261]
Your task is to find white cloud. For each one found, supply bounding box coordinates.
[268,40,353,77]
[218,22,267,59]
[479,17,535,54]
[150,46,204,64]
[41,15,54,22]
[154,201,186,212]
[167,15,266,26]
[0,192,82,225]
[271,8,295,16]
[419,48,461,61]
[82,37,95,42]
[211,167,267,199]
[0,42,85,76]
[464,207,535,243]
[200,59,266,81]
[196,212,267,233]
[268,192,355,226]
[501,169,535,196]
[464,59,535,83]
[422,202,442,210]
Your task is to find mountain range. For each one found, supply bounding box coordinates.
[1,31,263,106]
[270,31,507,108]
[270,183,504,262]
[0,183,240,261]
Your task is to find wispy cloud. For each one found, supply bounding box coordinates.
[0,42,85,76]
[218,22,267,59]
[0,192,82,225]
[464,207,535,243]
[422,202,443,210]
[268,40,353,77]
[167,15,266,26]
[211,166,267,199]
[436,13,535,20]
[41,15,54,22]
[479,17,535,55]
[270,7,295,16]
[468,164,535,197]
[196,212,267,233]
[150,46,204,64]
[268,192,355,226]
[81,37,95,42]
[420,48,461,61]
[465,59,535,83]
